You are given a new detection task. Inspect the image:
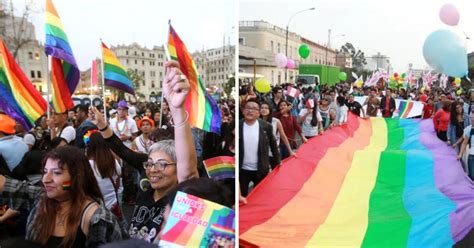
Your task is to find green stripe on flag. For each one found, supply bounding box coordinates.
[104,63,129,78]
[45,24,70,43]
[361,119,412,247]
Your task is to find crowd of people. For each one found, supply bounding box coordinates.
[0,61,235,247]
[239,79,474,197]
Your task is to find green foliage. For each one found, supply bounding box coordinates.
[340,42,367,72]
[224,76,235,99]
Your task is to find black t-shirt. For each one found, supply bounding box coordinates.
[128,190,168,243]
[346,101,363,116]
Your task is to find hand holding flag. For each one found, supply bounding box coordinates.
[163,61,190,110]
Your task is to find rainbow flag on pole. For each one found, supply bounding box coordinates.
[203,156,235,180]
[167,24,221,133]
[101,42,135,95]
[240,114,474,247]
[45,0,80,113]
[0,39,47,130]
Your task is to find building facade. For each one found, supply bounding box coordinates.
[0,9,48,94]
[111,43,166,100]
[239,20,336,85]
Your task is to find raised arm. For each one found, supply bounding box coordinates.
[163,61,199,182]
[89,107,147,172]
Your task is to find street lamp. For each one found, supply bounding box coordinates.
[285,7,315,83]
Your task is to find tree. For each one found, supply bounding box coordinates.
[223,76,234,99]
[127,69,144,90]
[0,0,38,59]
[340,42,367,72]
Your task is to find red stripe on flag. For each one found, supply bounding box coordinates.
[51,57,73,112]
[239,113,361,234]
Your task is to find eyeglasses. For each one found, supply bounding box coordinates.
[245,106,259,112]
[143,160,176,170]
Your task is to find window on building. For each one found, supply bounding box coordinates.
[126,59,129,64]
[278,71,281,84]
[126,51,129,55]
[30,70,35,78]
[277,43,281,53]
[34,52,40,60]
[28,52,33,59]
[142,81,145,86]
[142,52,144,56]
[39,85,43,93]
[239,37,245,45]
[159,72,162,76]
[37,71,41,78]
[270,41,274,52]
[142,71,145,76]
[150,61,153,66]
[134,51,137,56]
[135,60,137,64]
[142,60,145,65]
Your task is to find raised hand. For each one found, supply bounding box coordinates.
[163,61,190,110]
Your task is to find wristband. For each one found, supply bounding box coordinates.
[99,125,109,132]
[171,110,189,128]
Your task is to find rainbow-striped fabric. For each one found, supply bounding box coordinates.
[102,42,135,95]
[168,25,221,133]
[240,114,474,247]
[397,100,415,118]
[45,0,80,113]
[204,156,235,180]
[0,39,47,130]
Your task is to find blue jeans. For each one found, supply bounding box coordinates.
[468,155,474,181]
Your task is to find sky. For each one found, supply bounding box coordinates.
[240,0,474,72]
[10,0,236,70]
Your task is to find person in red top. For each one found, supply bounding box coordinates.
[419,89,429,103]
[433,100,452,142]
[422,98,435,119]
[274,100,307,159]
[380,88,396,118]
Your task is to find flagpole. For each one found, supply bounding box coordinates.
[100,39,107,119]
[160,20,172,128]
[46,55,51,119]
[90,60,93,107]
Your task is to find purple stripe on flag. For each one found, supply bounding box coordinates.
[45,45,78,67]
[418,119,474,242]
[105,79,135,95]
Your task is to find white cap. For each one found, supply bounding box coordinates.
[60,126,76,144]
[23,133,36,146]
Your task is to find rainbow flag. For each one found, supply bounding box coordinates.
[45,0,80,113]
[0,39,47,130]
[397,100,414,118]
[168,24,221,133]
[160,191,235,247]
[240,114,474,247]
[101,42,135,95]
[203,156,235,180]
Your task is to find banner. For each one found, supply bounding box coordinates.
[354,96,424,118]
[160,191,235,247]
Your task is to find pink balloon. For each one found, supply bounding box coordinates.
[286,59,295,69]
[439,4,460,26]
[275,53,287,68]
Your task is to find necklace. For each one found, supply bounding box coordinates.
[115,118,129,135]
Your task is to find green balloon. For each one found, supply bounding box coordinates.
[299,44,310,59]
[401,73,407,78]
[338,72,347,81]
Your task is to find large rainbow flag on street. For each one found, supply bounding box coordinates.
[45,0,80,113]
[0,39,47,130]
[101,42,135,95]
[240,114,474,247]
[167,24,221,133]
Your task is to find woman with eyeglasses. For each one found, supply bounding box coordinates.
[88,61,198,243]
